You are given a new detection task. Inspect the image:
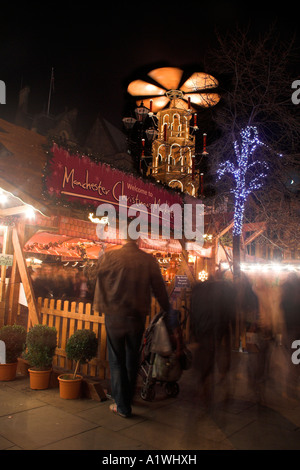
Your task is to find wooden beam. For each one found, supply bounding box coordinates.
[7,226,22,325]
[0,178,50,216]
[178,239,197,286]
[244,229,265,246]
[216,220,234,239]
[0,205,33,217]
[214,220,266,242]
[12,227,40,326]
[242,221,266,232]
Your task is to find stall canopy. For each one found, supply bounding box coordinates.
[24,229,213,259]
[24,231,104,260]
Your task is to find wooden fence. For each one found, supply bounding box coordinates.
[37,293,191,380]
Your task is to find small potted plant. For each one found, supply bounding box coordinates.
[25,324,57,390]
[0,324,26,381]
[58,329,98,399]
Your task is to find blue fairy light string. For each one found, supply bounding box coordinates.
[217,126,270,236]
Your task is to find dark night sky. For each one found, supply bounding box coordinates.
[0,1,299,131]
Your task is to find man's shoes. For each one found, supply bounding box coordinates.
[109,403,131,418]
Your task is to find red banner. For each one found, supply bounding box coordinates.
[46,144,183,214]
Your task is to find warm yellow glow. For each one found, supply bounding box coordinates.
[181,73,219,92]
[168,179,183,191]
[148,67,183,90]
[137,97,169,112]
[0,192,7,204]
[89,213,109,225]
[0,187,46,217]
[26,257,42,265]
[203,234,213,241]
[127,80,165,96]
[186,183,196,196]
[127,69,220,112]
[25,207,35,220]
[198,270,209,282]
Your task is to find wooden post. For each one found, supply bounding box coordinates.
[0,226,9,326]
[178,238,196,286]
[7,225,23,325]
[0,225,8,302]
[11,226,40,326]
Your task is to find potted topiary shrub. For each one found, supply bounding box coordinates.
[58,329,98,399]
[25,324,57,390]
[0,324,26,381]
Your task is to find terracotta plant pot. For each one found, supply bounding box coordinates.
[58,374,82,399]
[28,368,52,390]
[0,362,18,381]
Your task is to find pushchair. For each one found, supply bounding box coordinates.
[139,308,191,401]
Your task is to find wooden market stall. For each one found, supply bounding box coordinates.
[0,117,215,382]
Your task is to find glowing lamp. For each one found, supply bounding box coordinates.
[198,270,208,282]
[25,207,35,220]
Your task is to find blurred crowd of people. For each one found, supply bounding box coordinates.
[27,260,300,407]
[190,270,300,409]
[29,263,97,302]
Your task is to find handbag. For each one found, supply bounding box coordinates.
[150,317,173,356]
[152,353,182,382]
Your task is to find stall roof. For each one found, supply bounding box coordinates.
[23,229,213,259]
[0,118,215,258]
[0,118,50,216]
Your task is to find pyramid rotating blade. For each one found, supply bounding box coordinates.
[127,80,165,97]
[136,96,170,112]
[180,73,219,92]
[148,67,183,90]
[186,92,221,108]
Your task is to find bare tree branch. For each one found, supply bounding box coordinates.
[203,25,300,256]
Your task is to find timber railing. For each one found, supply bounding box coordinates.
[37,294,191,380]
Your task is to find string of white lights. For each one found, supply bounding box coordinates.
[220,261,300,273]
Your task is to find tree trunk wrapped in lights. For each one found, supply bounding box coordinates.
[217,126,270,278]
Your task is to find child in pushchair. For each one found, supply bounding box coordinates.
[139,308,191,401]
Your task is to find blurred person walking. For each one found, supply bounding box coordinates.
[191,277,236,408]
[280,273,300,400]
[93,239,170,418]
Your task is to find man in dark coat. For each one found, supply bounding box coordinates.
[190,278,236,407]
[93,240,170,417]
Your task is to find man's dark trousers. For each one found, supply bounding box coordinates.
[106,315,145,417]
